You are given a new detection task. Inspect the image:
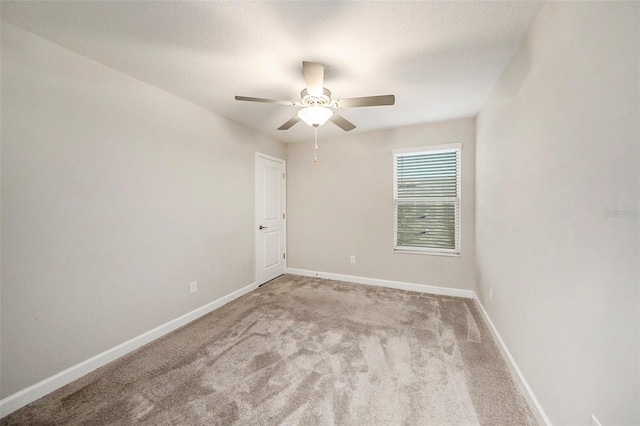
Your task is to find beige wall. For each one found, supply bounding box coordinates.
[476,2,639,424]
[286,118,476,291]
[0,23,285,398]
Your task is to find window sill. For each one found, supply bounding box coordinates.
[393,249,460,258]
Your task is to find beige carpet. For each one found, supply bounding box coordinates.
[2,275,537,425]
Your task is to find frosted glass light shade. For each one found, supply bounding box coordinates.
[298,106,333,127]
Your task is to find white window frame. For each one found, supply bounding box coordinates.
[393,143,461,256]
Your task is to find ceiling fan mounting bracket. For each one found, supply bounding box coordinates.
[300,88,332,107]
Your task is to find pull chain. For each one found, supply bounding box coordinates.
[314,126,318,163]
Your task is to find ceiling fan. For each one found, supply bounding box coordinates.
[235,61,395,132]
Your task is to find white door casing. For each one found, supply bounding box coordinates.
[255,153,286,285]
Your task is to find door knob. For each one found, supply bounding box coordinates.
[259,225,268,230]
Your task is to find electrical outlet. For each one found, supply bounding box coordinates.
[489,287,493,302]
[190,281,197,294]
[350,256,356,264]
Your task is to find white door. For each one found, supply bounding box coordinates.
[255,154,285,285]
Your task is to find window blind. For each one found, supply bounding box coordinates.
[393,146,460,253]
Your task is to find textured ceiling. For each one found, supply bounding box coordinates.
[1,1,543,143]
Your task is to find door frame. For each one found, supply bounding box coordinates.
[255,152,287,285]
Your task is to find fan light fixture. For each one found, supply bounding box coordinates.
[297,106,333,127]
[235,61,396,162]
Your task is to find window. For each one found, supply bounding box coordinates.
[393,144,461,255]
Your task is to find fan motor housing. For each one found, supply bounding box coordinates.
[301,88,331,106]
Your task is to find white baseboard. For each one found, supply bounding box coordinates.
[285,267,475,299]
[473,297,552,426]
[0,281,258,418]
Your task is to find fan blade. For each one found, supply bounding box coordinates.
[235,96,297,106]
[278,115,301,130]
[334,94,395,108]
[329,113,356,131]
[302,61,324,97]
